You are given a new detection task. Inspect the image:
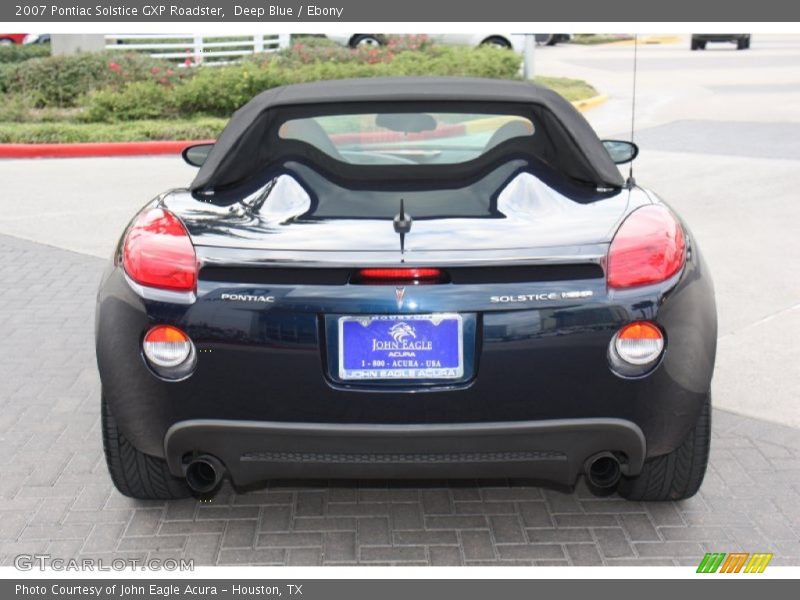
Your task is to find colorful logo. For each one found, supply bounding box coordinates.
[696,552,773,573]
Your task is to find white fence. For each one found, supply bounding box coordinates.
[104,34,292,66]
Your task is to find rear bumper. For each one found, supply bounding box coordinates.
[164,418,646,488]
[96,223,716,468]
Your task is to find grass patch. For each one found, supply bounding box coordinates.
[569,34,634,45]
[536,76,598,102]
[0,118,226,143]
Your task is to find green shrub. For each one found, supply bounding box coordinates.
[8,39,598,138]
[4,52,188,107]
[0,94,32,122]
[392,45,522,78]
[0,63,14,93]
[140,43,522,120]
[172,62,286,116]
[83,81,179,122]
[6,38,523,119]
[0,43,51,64]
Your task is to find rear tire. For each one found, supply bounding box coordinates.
[618,395,711,501]
[483,36,513,49]
[349,34,384,49]
[102,393,191,500]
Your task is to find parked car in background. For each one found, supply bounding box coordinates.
[691,34,751,50]
[324,34,387,48]
[534,34,571,46]
[326,33,570,52]
[429,33,527,53]
[0,33,41,45]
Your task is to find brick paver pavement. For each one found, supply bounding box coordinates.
[1,233,798,566]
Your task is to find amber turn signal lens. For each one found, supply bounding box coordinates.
[613,321,664,366]
[143,325,194,368]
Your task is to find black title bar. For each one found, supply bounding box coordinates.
[4,0,800,22]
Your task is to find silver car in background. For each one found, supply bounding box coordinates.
[325,33,569,52]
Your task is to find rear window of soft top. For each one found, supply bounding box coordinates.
[278,111,535,166]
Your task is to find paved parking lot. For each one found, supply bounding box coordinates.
[0,35,799,567]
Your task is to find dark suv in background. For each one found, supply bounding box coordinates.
[691,34,751,50]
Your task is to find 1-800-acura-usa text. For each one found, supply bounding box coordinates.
[95,77,716,500]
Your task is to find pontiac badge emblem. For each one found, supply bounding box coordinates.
[395,286,406,309]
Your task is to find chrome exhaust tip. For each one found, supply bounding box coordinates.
[185,454,224,496]
[585,452,622,489]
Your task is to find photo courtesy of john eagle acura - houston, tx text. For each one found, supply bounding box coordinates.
[95,77,717,502]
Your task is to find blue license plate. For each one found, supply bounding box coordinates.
[338,314,464,380]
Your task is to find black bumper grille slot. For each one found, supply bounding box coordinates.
[448,264,603,284]
[241,450,566,464]
[201,266,351,285]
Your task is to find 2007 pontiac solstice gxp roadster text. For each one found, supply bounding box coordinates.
[96,77,717,501]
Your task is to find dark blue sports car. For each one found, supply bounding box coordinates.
[96,77,716,501]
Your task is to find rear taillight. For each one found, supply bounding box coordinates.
[607,205,685,289]
[122,208,197,292]
[356,268,444,285]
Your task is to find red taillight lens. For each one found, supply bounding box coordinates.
[122,208,197,292]
[607,205,686,289]
[357,268,444,284]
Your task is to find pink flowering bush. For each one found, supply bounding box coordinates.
[7,35,521,121]
[5,52,190,107]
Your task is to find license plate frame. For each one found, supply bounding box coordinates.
[337,313,464,381]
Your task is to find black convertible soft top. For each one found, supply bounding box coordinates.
[190,77,624,193]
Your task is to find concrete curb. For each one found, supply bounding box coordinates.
[0,96,607,159]
[573,94,609,112]
[0,140,213,159]
[612,35,682,46]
